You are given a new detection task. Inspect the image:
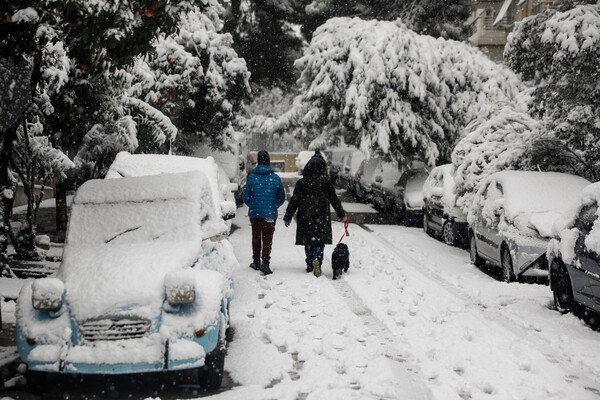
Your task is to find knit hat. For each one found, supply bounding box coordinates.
[257,150,270,166]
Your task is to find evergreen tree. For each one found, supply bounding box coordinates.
[505,3,600,181]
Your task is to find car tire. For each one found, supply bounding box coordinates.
[423,213,433,236]
[442,221,455,246]
[198,342,226,390]
[469,233,485,268]
[552,260,578,314]
[501,244,516,283]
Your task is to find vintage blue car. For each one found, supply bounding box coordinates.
[16,171,236,390]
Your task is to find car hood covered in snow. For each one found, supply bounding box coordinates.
[59,241,203,322]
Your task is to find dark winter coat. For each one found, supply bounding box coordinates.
[284,155,345,245]
[243,165,286,219]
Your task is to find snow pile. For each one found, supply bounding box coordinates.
[470,171,590,238]
[452,101,541,214]
[59,172,228,322]
[273,17,522,165]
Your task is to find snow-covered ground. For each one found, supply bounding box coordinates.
[2,203,600,399]
[221,205,600,400]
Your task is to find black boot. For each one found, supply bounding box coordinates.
[333,267,343,280]
[261,260,273,275]
[305,263,313,273]
[250,260,261,271]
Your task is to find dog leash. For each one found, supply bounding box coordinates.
[336,220,350,247]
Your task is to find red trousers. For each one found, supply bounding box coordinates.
[250,217,276,263]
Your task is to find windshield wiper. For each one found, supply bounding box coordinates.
[105,226,142,243]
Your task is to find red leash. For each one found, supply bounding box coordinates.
[336,220,350,247]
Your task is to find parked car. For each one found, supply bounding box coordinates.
[393,168,429,225]
[371,162,402,213]
[16,172,236,390]
[548,182,600,315]
[296,150,328,175]
[326,148,355,185]
[191,142,252,206]
[105,152,237,230]
[354,158,381,202]
[337,150,365,193]
[468,171,589,282]
[422,164,468,247]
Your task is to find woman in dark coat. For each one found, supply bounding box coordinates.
[283,152,346,277]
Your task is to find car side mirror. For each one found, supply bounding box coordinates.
[375,175,383,183]
[221,201,236,220]
[32,278,65,311]
[344,165,350,172]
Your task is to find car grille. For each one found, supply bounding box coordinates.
[80,317,151,341]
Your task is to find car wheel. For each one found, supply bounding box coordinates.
[469,233,485,268]
[423,213,433,236]
[198,342,226,390]
[501,245,516,283]
[442,221,455,246]
[552,260,577,314]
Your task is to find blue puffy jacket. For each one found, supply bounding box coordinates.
[243,165,286,219]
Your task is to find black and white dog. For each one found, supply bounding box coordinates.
[331,243,349,280]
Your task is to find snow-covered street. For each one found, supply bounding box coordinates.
[221,201,600,400]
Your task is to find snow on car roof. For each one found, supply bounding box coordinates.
[492,170,590,217]
[105,151,224,218]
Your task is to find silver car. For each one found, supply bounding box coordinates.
[469,171,589,282]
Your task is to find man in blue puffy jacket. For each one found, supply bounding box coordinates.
[243,150,286,275]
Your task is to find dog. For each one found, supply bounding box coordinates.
[331,243,349,280]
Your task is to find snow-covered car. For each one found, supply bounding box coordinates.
[547,182,600,315]
[422,164,468,247]
[191,142,252,206]
[295,150,328,175]
[393,168,429,225]
[16,172,237,389]
[354,158,381,202]
[106,152,237,229]
[325,148,355,185]
[371,162,402,214]
[337,150,365,192]
[468,171,589,282]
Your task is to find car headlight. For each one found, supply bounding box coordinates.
[32,278,64,311]
[165,270,196,305]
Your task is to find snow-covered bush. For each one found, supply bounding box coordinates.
[258,18,522,167]
[451,101,541,215]
[505,4,600,181]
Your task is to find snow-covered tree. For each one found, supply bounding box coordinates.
[303,0,472,41]
[131,3,251,151]
[251,18,522,167]
[0,0,205,262]
[505,3,600,181]
[451,98,542,214]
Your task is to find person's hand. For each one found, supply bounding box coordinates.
[284,220,290,227]
[342,215,348,224]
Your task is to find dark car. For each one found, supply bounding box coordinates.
[548,182,600,315]
[354,158,381,203]
[393,168,428,225]
[422,164,468,247]
[337,150,365,193]
[371,162,402,214]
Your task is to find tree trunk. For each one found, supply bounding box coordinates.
[0,122,19,277]
[55,179,68,243]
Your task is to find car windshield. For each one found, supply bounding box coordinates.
[406,170,429,192]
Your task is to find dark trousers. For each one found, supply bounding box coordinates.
[250,217,276,263]
[305,245,324,266]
